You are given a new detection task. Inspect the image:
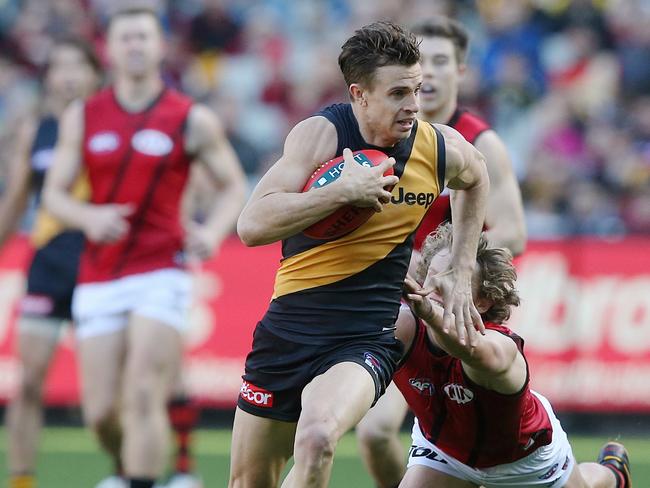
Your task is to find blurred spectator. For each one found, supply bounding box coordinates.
[0,1,648,236]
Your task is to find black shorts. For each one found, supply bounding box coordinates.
[22,231,83,321]
[238,322,404,422]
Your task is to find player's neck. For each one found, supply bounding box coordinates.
[113,75,164,113]
[423,99,458,125]
[352,105,399,148]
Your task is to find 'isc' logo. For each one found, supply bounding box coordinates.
[240,381,274,407]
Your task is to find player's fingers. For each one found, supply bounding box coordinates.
[382,175,399,187]
[115,203,135,216]
[463,301,478,348]
[454,303,467,346]
[376,157,396,172]
[470,303,486,335]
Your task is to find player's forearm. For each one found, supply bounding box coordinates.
[237,186,349,246]
[42,187,93,232]
[202,179,247,249]
[0,193,29,248]
[449,176,489,272]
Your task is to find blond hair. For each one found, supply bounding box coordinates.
[416,223,520,324]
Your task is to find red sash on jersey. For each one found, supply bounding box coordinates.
[79,87,194,283]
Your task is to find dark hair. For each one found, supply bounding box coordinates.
[108,3,162,30]
[46,37,102,75]
[410,16,469,64]
[338,21,420,89]
[416,223,521,324]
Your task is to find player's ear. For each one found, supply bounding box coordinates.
[349,84,366,106]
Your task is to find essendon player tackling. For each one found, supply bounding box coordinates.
[43,7,246,488]
[394,223,631,488]
[356,17,526,487]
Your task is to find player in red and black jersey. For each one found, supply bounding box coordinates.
[357,17,526,487]
[394,223,630,487]
[43,7,246,488]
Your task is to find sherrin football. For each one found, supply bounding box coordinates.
[301,149,393,240]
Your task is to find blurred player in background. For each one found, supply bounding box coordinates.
[395,223,631,488]
[356,17,527,488]
[0,38,101,488]
[43,6,246,488]
[230,21,489,488]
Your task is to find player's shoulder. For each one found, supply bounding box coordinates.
[284,114,337,160]
[85,86,112,107]
[162,87,195,107]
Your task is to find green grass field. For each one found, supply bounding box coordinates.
[1,428,648,487]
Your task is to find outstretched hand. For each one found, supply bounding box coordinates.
[418,266,485,347]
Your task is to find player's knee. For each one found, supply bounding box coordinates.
[356,417,397,453]
[294,423,337,463]
[17,370,46,404]
[123,379,162,419]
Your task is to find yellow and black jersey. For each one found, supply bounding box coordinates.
[261,103,446,344]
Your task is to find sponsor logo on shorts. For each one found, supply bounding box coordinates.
[562,456,570,470]
[409,378,434,396]
[239,381,273,407]
[538,462,559,480]
[363,352,382,378]
[390,187,436,208]
[408,445,449,464]
[443,383,474,405]
[88,131,120,153]
[131,129,174,156]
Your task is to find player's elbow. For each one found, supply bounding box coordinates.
[237,214,267,247]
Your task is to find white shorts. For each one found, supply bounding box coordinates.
[72,268,192,340]
[407,391,575,487]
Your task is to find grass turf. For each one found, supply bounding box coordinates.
[1,428,649,486]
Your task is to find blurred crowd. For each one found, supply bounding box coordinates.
[1,0,649,237]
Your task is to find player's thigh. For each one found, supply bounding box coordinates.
[399,465,477,488]
[123,314,183,397]
[560,464,589,488]
[357,381,408,436]
[299,361,376,437]
[78,327,127,422]
[229,407,297,488]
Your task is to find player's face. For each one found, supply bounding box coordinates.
[45,45,98,104]
[107,13,164,78]
[363,63,422,144]
[419,37,463,116]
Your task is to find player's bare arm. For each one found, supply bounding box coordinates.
[0,119,36,246]
[43,101,133,243]
[423,124,489,345]
[475,130,526,256]
[183,104,247,260]
[237,116,398,246]
[402,277,526,394]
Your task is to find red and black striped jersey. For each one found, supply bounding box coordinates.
[79,87,193,283]
[393,315,553,468]
[414,108,491,250]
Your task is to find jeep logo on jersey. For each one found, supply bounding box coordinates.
[443,383,474,404]
[409,378,434,396]
[88,131,120,153]
[390,187,436,208]
[239,381,274,408]
[132,129,173,156]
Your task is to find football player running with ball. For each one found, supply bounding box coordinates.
[230,21,489,488]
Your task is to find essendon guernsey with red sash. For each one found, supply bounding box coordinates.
[414,108,490,250]
[80,87,193,283]
[393,316,553,468]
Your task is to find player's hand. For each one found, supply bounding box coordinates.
[336,148,399,212]
[420,266,485,348]
[185,221,218,264]
[82,203,133,243]
[402,277,438,322]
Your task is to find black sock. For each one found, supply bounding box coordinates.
[604,465,625,488]
[128,478,155,488]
